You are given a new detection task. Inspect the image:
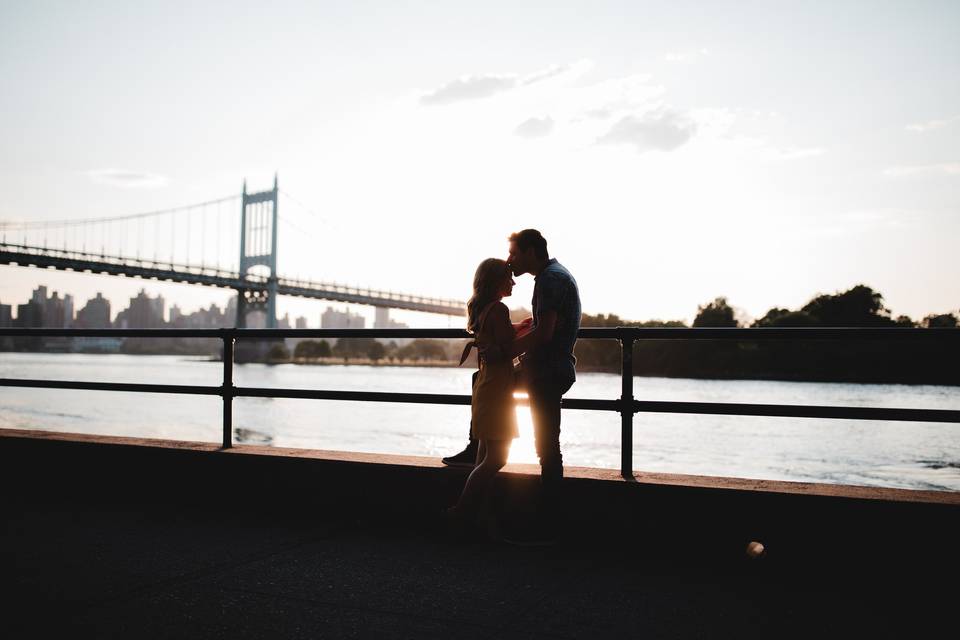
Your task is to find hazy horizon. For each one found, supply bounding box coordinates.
[2,1,957,327]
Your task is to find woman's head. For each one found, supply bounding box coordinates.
[466,258,514,332]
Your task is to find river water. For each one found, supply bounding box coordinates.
[1,352,958,491]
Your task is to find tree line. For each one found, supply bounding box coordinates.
[575,285,958,384]
[277,284,957,383]
[279,337,463,364]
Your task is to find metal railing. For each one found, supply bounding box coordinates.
[1,327,959,478]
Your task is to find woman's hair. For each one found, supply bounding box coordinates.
[466,258,510,333]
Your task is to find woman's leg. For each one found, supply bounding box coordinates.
[475,439,487,466]
[451,439,511,518]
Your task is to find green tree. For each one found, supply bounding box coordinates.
[801,285,895,326]
[368,340,386,362]
[399,339,448,361]
[922,313,959,328]
[693,297,738,327]
[752,308,817,327]
[294,340,332,359]
[333,337,377,359]
[266,344,290,362]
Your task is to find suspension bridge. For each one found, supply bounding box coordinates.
[0,176,466,324]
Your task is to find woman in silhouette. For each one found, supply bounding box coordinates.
[447,258,519,531]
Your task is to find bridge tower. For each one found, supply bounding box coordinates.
[236,175,279,329]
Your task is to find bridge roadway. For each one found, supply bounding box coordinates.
[0,243,465,316]
[2,429,957,639]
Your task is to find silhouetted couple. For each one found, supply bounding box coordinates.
[445,229,581,544]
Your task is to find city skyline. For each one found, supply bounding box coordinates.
[0,281,429,331]
[1,276,955,333]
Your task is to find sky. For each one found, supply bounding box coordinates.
[1,0,958,327]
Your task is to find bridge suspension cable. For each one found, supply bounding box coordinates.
[0,194,241,230]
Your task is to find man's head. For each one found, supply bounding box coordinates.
[507,229,549,276]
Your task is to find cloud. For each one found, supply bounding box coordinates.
[664,48,709,63]
[883,163,960,177]
[514,116,555,139]
[905,115,960,133]
[519,64,572,86]
[84,169,168,188]
[596,109,697,152]
[420,61,585,106]
[420,74,518,105]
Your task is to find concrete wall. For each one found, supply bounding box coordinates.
[2,429,957,573]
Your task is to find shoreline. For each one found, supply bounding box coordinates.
[2,350,957,386]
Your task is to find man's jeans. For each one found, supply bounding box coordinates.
[528,375,573,521]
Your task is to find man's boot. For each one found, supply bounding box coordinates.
[441,439,478,467]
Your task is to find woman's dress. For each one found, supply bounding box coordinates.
[470,302,519,441]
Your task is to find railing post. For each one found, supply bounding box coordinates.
[619,329,635,479]
[221,331,234,448]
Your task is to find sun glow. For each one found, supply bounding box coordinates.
[509,392,539,464]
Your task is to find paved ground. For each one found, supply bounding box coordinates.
[2,489,951,639]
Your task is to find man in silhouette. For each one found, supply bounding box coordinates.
[443,229,581,541]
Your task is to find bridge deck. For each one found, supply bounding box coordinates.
[0,243,466,315]
[3,429,956,639]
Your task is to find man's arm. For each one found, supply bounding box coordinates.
[514,317,534,334]
[477,312,554,363]
[507,309,557,358]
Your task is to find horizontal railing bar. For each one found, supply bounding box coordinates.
[1,328,230,338]
[0,378,223,396]
[561,398,622,411]
[1,377,956,423]
[1,327,957,340]
[0,328,473,338]
[634,401,960,423]
[605,327,960,341]
[236,387,472,405]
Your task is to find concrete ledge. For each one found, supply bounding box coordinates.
[2,428,958,572]
[3,427,957,505]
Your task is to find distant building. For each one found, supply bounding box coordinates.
[31,286,47,306]
[373,306,410,345]
[193,303,226,328]
[374,307,408,330]
[115,289,165,328]
[76,293,111,329]
[278,313,291,330]
[25,286,70,328]
[244,310,267,329]
[42,291,66,328]
[0,302,12,328]
[12,300,44,351]
[283,315,310,353]
[168,302,227,328]
[15,301,43,327]
[375,307,390,329]
[321,306,366,329]
[226,296,238,326]
[63,294,74,328]
[17,289,71,350]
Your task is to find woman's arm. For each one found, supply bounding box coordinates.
[507,309,556,358]
[514,317,533,335]
[490,303,516,346]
